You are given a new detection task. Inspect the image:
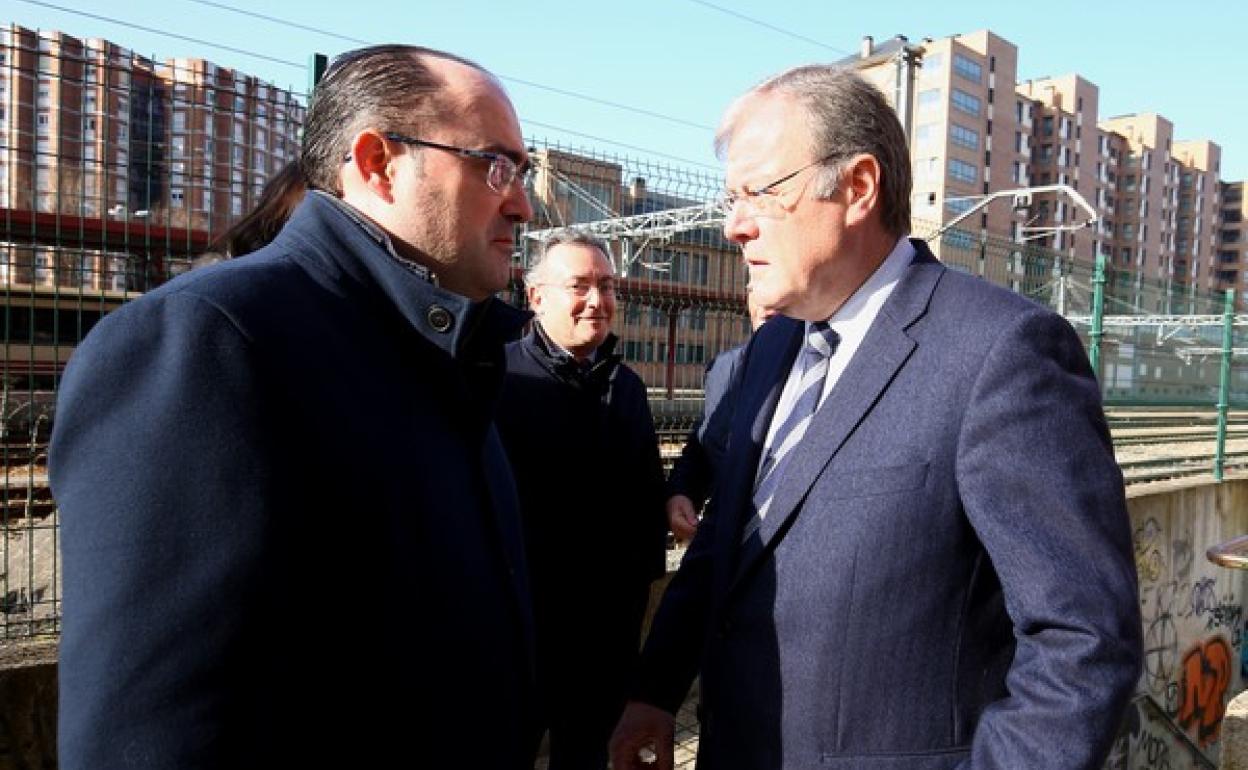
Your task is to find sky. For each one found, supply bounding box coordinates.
[10,0,1248,182]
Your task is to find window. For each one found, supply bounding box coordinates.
[917,89,941,110]
[950,89,980,116]
[1041,116,1054,136]
[171,188,185,209]
[948,158,977,184]
[172,111,186,132]
[913,123,938,148]
[945,197,974,215]
[923,52,944,75]
[913,157,939,182]
[1012,162,1026,184]
[952,53,982,83]
[949,124,978,150]
[36,112,50,137]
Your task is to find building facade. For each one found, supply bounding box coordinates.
[0,23,303,425]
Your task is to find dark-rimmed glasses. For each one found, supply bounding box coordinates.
[381,132,532,194]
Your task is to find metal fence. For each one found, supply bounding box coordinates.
[2,33,1247,640]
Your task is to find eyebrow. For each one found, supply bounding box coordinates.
[482,143,531,171]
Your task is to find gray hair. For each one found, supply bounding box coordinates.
[524,230,612,286]
[301,44,493,195]
[716,65,912,237]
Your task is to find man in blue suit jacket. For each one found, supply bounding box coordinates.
[612,65,1141,769]
[51,46,539,768]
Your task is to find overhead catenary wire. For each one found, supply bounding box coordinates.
[182,0,714,131]
[523,120,721,173]
[681,0,851,55]
[13,0,720,174]
[14,0,306,69]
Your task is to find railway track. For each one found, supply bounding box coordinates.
[658,405,1248,486]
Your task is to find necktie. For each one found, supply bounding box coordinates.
[742,321,839,543]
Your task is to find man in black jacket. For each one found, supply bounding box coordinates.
[52,45,539,768]
[665,293,770,542]
[496,232,667,770]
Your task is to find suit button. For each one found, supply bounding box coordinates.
[427,305,454,333]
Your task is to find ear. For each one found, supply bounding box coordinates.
[526,284,543,314]
[842,153,882,229]
[342,130,396,203]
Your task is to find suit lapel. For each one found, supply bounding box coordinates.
[730,243,945,585]
[710,318,803,598]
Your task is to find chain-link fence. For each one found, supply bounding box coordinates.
[2,30,1246,639]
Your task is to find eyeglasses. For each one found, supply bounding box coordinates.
[382,132,533,194]
[542,278,618,298]
[718,154,840,219]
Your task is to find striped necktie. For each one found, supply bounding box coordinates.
[742,321,839,543]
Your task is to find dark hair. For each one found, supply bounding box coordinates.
[718,65,913,238]
[207,161,307,258]
[301,44,491,194]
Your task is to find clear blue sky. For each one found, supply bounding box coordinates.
[11,0,1248,181]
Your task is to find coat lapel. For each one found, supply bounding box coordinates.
[730,242,945,584]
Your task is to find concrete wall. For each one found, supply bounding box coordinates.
[1104,475,1248,769]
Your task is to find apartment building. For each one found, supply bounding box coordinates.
[0,23,302,405]
[1016,74,1114,264]
[1219,181,1246,292]
[854,31,1031,255]
[1173,140,1222,291]
[850,28,1233,311]
[0,24,303,283]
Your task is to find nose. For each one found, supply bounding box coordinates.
[503,178,534,223]
[723,204,759,245]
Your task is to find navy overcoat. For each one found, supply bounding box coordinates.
[51,192,538,768]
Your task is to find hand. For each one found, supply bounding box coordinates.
[666,495,699,543]
[610,700,674,770]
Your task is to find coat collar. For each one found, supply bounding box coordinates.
[274,192,531,360]
[522,322,622,392]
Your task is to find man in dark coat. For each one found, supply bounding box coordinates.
[51,46,539,769]
[665,294,770,542]
[496,232,667,770]
[612,65,1140,770]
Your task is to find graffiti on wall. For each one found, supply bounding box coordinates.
[1130,513,1246,761]
[1176,637,1233,748]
